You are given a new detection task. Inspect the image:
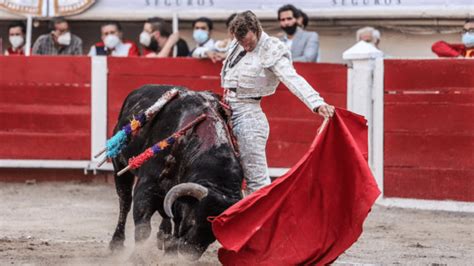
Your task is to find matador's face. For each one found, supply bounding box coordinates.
[237,31,258,52]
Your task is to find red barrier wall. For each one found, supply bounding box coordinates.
[384,59,474,202]
[3,56,472,203]
[107,57,347,168]
[0,56,91,160]
[0,56,345,168]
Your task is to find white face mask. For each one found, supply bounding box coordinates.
[9,35,24,48]
[139,31,152,47]
[57,32,71,46]
[104,34,121,49]
[462,32,474,48]
[193,29,209,45]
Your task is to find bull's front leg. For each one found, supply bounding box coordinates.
[109,162,135,251]
[132,176,159,243]
[156,218,178,256]
[157,217,171,250]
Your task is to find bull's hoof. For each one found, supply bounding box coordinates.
[157,230,166,250]
[157,230,174,251]
[157,240,164,250]
[179,242,205,261]
[109,240,125,252]
[128,251,147,265]
[163,236,179,256]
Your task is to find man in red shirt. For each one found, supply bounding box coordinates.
[88,22,139,57]
[4,21,26,56]
[432,19,474,58]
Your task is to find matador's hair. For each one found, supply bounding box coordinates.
[229,11,262,41]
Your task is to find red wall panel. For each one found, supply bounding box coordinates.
[107,57,346,168]
[0,56,91,160]
[384,167,474,201]
[384,59,474,202]
[0,56,345,168]
[384,59,474,91]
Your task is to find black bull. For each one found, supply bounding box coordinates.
[109,85,244,259]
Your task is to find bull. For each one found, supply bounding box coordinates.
[108,85,243,260]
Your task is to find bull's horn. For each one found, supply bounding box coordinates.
[163,183,209,218]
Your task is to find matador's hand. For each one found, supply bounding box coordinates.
[314,104,335,118]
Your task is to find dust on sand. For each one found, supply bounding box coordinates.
[1,182,473,265]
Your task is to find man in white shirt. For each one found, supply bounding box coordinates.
[190,17,217,60]
[356,26,381,49]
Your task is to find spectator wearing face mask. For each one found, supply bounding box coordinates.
[190,17,216,59]
[5,21,26,55]
[88,22,139,57]
[356,26,381,49]
[277,4,319,62]
[32,17,83,55]
[139,17,189,57]
[432,19,474,58]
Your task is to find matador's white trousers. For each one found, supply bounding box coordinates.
[226,95,271,193]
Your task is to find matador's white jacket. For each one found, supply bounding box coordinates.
[221,32,326,111]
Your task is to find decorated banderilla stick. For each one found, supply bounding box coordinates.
[117,114,207,176]
[94,89,180,167]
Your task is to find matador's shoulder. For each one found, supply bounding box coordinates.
[258,36,291,68]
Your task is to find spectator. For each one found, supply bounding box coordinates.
[356,26,381,49]
[32,17,83,55]
[277,4,319,62]
[296,10,309,29]
[88,22,139,57]
[206,13,237,63]
[432,19,474,58]
[214,13,237,53]
[139,17,189,57]
[139,17,161,56]
[5,21,26,56]
[190,17,216,59]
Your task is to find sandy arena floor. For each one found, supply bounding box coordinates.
[0,182,473,265]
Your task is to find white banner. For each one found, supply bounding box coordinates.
[0,0,472,18]
[75,0,474,20]
[90,0,473,11]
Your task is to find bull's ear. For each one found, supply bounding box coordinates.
[164,183,209,218]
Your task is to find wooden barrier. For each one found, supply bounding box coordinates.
[107,57,347,167]
[1,56,472,206]
[384,59,474,202]
[0,56,91,160]
[0,56,346,172]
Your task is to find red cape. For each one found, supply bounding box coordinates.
[212,108,381,265]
